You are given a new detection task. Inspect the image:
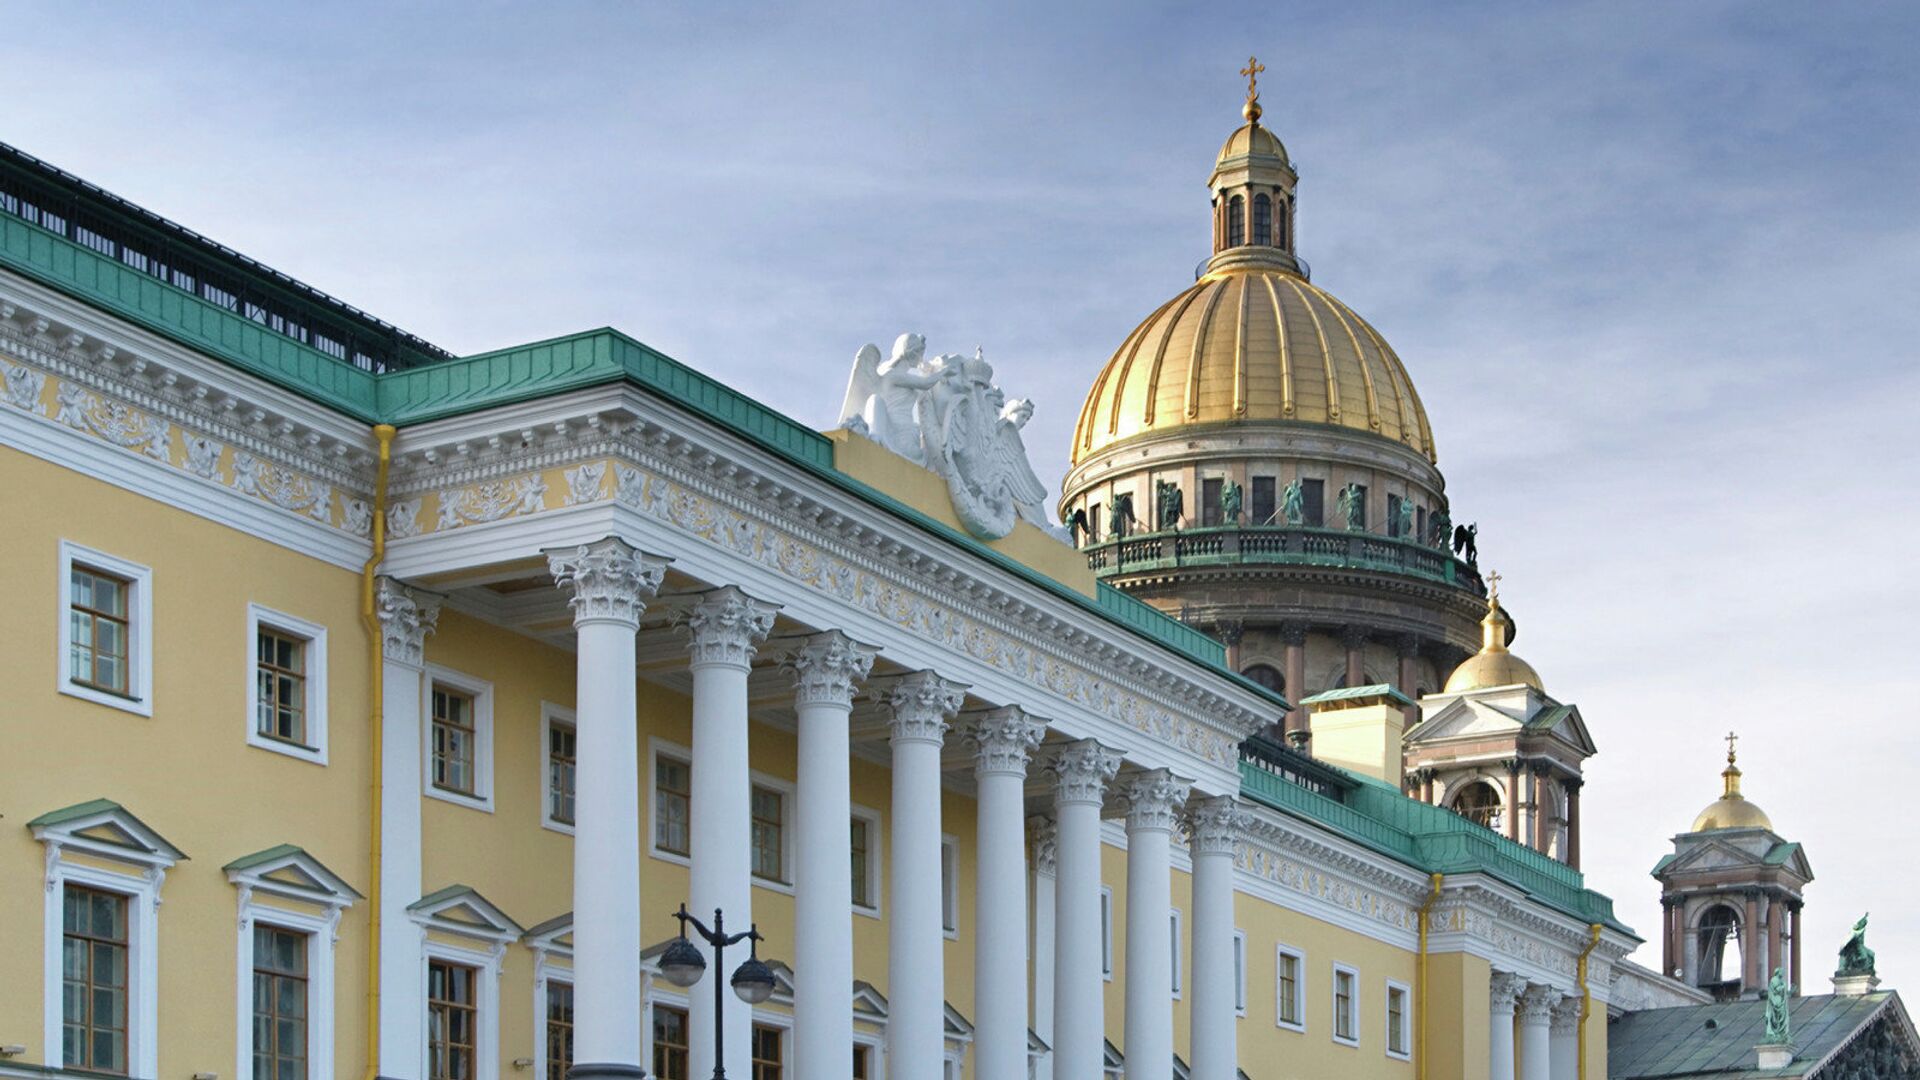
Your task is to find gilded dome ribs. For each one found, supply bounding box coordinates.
[1262,274,1294,417]
[1182,278,1229,421]
[1319,287,1382,433]
[1281,275,1340,422]
[1322,289,1398,438]
[1104,289,1186,443]
[1233,274,1251,416]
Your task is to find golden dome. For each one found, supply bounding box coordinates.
[1690,737,1774,832]
[1443,579,1544,693]
[1070,267,1436,465]
[1215,120,1289,168]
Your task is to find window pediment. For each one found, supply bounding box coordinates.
[29,798,184,869]
[408,884,522,944]
[223,844,359,909]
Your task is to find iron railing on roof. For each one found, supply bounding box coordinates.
[0,142,451,373]
[1085,523,1486,595]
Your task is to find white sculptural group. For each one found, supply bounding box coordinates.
[837,333,1054,542]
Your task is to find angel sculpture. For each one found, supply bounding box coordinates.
[1337,482,1366,531]
[838,333,941,465]
[1281,478,1306,526]
[991,397,1051,531]
[1452,522,1479,569]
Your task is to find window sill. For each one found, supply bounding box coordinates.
[542,818,576,837]
[61,681,152,717]
[425,784,493,813]
[248,730,327,765]
[1276,1020,1306,1034]
[754,876,796,897]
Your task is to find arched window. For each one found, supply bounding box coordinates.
[1697,905,1744,989]
[1252,194,1272,245]
[1276,198,1289,249]
[1449,781,1503,831]
[1241,664,1284,694]
[1227,195,1245,247]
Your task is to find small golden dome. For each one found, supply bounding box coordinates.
[1070,267,1435,464]
[1690,736,1773,832]
[1443,578,1545,694]
[1215,120,1289,169]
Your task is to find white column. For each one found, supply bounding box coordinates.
[1029,816,1059,1080]
[787,632,877,1080]
[1049,739,1122,1080]
[1122,770,1189,1080]
[684,586,778,1080]
[884,671,966,1080]
[373,577,439,1080]
[966,708,1047,1080]
[1516,984,1557,1080]
[1548,994,1581,1080]
[1185,795,1245,1080]
[547,539,667,1080]
[1488,971,1525,1080]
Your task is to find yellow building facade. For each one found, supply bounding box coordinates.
[1,88,1642,1080]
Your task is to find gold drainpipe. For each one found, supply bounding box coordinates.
[358,424,396,1080]
[1577,922,1603,1080]
[1417,872,1444,1080]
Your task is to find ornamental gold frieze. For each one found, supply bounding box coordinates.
[0,349,375,538]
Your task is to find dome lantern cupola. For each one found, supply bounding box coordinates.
[1441,572,1544,694]
[1208,56,1302,275]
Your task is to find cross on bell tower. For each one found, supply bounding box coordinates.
[1208,57,1302,267]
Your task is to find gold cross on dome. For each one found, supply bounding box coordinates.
[1725,730,1739,763]
[1485,568,1502,601]
[1241,56,1266,103]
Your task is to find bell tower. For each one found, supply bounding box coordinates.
[1651,735,1814,1001]
[1207,56,1304,275]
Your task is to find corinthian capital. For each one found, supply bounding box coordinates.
[884,670,966,745]
[545,537,668,629]
[1549,994,1582,1036]
[1489,971,1529,1013]
[1518,983,1560,1023]
[1048,739,1122,807]
[964,707,1047,778]
[1182,794,1248,857]
[684,585,779,669]
[1123,769,1191,833]
[784,630,878,709]
[375,577,442,667]
[1027,815,1058,876]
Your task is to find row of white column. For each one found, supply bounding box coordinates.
[1488,971,1584,1080]
[370,538,1248,1080]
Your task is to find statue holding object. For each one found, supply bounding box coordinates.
[1156,480,1185,531]
[1221,479,1243,526]
[1839,913,1876,977]
[1281,479,1305,526]
[1763,966,1792,1044]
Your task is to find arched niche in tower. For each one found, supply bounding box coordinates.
[1695,903,1745,990]
[1241,663,1284,694]
[1448,780,1503,832]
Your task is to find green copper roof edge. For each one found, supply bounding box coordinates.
[2,216,1249,681]
[1301,683,1416,708]
[25,796,125,827]
[221,842,307,872]
[1239,760,1632,934]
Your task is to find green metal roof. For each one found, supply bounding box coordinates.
[1300,683,1417,708]
[1239,759,1629,932]
[1608,993,1904,1078]
[0,207,1253,678]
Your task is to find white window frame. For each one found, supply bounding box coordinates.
[58,540,154,715]
[422,939,504,1080]
[540,702,577,835]
[1332,962,1361,1048]
[1169,908,1183,999]
[235,903,340,1080]
[1274,943,1306,1032]
[648,738,694,866]
[35,812,178,1077]
[750,773,798,893]
[527,915,574,1080]
[851,803,883,919]
[1099,886,1114,980]
[423,664,495,812]
[1384,978,1412,1061]
[245,603,329,764]
[1233,929,1248,1016]
[853,1031,883,1080]
[750,1011,794,1077]
[532,967,573,1080]
[941,834,960,938]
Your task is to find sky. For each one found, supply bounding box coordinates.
[5,1,1916,993]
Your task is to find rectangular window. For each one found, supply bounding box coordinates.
[853,1043,872,1079]
[752,785,786,883]
[1201,478,1223,526]
[1099,887,1114,979]
[252,925,309,1080]
[652,1005,689,1080]
[1233,930,1248,1016]
[1386,494,1404,537]
[1251,476,1276,524]
[752,1024,783,1080]
[548,720,577,827]
[255,628,309,746]
[1170,909,1183,998]
[1333,965,1358,1045]
[1088,501,1103,542]
[1386,981,1410,1058]
[1301,478,1325,527]
[850,815,874,910]
[1416,505,1428,546]
[62,884,129,1074]
[431,687,477,795]
[70,565,132,696]
[545,982,574,1080]
[655,755,691,857]
[941,836,959,935]
[427,960,478,1080]
[1275,946,1304,1030]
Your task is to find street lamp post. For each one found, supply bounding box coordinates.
[657,904,777,1080]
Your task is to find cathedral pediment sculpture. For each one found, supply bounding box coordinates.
[838,333,1053,542]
